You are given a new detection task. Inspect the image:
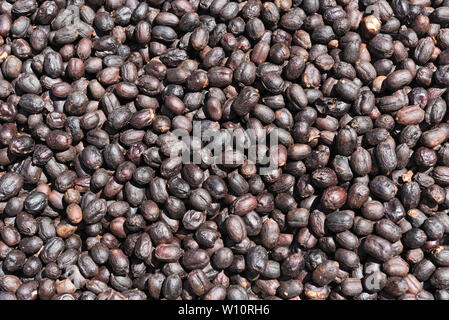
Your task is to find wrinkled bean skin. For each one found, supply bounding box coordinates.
[0,0,448,303]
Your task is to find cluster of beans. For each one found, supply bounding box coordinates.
[3,0,449,301]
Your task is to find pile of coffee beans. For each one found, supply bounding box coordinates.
[2,0,449,300]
